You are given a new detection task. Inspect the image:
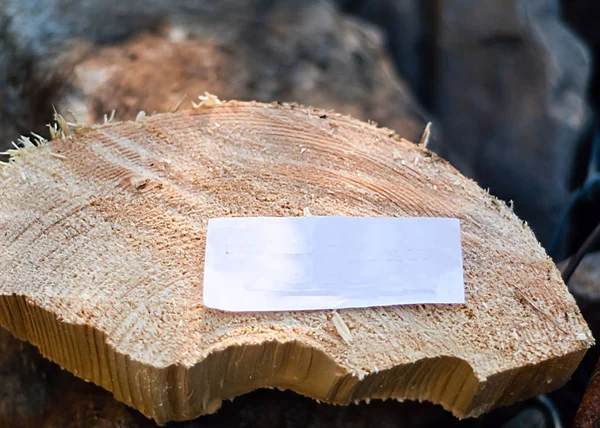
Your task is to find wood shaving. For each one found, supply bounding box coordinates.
[170,95,187,113]
[419,122,432,149]
[54,111,72,137]
[0,135,46,162]
[192,92,222,108]
[106,110,116,124]
[332,311,353,345]
[514,287,570,335]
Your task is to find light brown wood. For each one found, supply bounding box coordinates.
[0,101,593,424]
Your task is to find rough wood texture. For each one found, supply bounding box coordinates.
[0,101,593,424]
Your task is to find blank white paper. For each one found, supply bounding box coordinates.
[203,216,465,312]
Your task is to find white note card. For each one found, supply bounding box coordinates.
[203,216,465,312]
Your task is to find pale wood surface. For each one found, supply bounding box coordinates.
[0,101,593,424]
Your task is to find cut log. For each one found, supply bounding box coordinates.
[0,101,593,424]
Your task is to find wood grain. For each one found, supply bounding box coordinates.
[0,101,592,424]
